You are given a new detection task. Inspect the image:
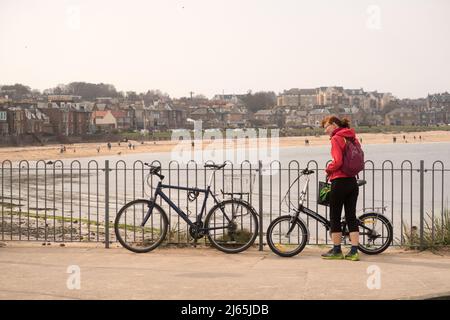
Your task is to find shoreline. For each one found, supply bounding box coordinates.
[1,130,450,162]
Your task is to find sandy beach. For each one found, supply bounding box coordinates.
[1,130,450,162]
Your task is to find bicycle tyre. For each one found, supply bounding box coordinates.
[114,199,169,253]
[205,199,259,254]
[266,215,309,257]
[358,212,393,255]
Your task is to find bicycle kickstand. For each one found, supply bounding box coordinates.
[193,235,198,248]
[192,227,199,248]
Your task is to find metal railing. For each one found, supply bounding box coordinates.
[1,159,448,249]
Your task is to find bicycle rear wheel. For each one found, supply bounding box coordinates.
[266,215,308,257]
[114,199,168,253]
[358,212,393,255]
[205,199,258,253]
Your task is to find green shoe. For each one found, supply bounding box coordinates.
[321,248,344,260]
[345,251,360,261]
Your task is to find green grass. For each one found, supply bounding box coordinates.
[401,209,450,251]
[114,125,450,141]
[355,125,450,134]
[6,210,164,233]
[4,209,101,226]
[119,130,172,140]
[217,228,253,243]
[0,202,22,209]
[114,221,159,233]
[282,125,450,137]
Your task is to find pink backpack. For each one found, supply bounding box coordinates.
[341,137,364,177]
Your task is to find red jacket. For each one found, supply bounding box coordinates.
[325,127,360,181]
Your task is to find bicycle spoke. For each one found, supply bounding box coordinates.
[358,213,392,254]
[267,215,308,257]
[205,200,258,253]
[115,200,167,253]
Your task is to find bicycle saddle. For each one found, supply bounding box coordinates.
[204,163,226,170]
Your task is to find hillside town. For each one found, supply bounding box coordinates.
[0,83,449,146]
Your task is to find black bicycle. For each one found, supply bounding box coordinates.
[114,163,259,254]
[266,168,393,257]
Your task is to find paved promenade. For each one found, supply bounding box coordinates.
[1,242,449,300]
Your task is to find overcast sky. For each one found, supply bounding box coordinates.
[1,0,449,99]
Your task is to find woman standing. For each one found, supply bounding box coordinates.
[321,116,361,261]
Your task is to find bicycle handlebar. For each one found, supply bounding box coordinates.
[144,163,165,180]
[301,168,315,175]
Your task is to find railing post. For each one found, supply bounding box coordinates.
[258,160,263,251]
[419,160,425,250]
[105,160,110,249]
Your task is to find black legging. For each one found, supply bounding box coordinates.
[329,177,359,233]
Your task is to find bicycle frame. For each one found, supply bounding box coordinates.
[287,174,373,236]
[140,170,231,232]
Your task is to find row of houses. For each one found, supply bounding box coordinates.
[253,106,365,128]
[187,104,248,128]
[1,91,450,140]
[277,87,394,112]
[384,106,450,126]
[254,103,450,128]
[0,104,91,139]
[0,96,191,138]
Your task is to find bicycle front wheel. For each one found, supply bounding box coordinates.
[114,199,168,253]
[266,215,308,257]
[205,199,258,253]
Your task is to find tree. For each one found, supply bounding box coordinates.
[44,82,120,100]
[239,91,277,113]
[142,89,170,105]
[126,91,140,101]
[381,101,400,116]
[0,83,32,99]
[193,94,207,100]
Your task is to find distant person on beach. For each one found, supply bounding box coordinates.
[393,136,397,143]
[96,145,100,153]
[107,142,111,150]
[128,142,132,150]
[419,135,422,141]
[305,139,309,146]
